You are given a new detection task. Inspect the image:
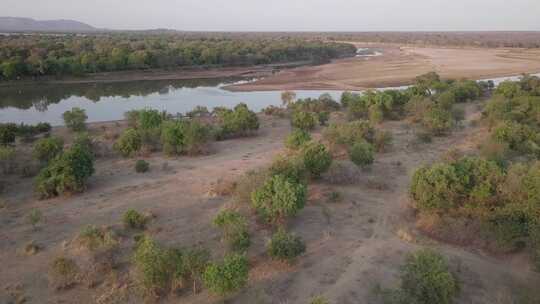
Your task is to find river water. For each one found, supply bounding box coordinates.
[0,72,538,126]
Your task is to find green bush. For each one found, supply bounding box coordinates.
[348,140,374,168]
[161,120,211,155]
[285,129,311,150]
[421,106,454,136]
[310,296,330,304]
[0,146,15,174]
[213,210,251,252]
[202,253,249,296]
[410,163,462,212]
[78,225,117,250]
[33,136,64,163]
[35,143,94,199]
[62,107,88,132]
[251,174,307,223]
[0,123,17,145]
[267,229,306,262]
[291,111,317,131]
[323,121,375,148]
[123,209,147,229]
[138,108,163,130]
[114,128,142,157]
[318,111,330,126]
[399,249,459,304]
[216,103,259,138]
[268,155,307,183]
[135,160,149,173]
[301,142,332,178]
[132,236,174,296]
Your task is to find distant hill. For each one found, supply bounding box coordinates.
[0,17,96,32]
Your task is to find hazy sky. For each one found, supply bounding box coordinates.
[3,0,540,31]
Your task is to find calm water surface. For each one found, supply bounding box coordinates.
[0,73,538,126]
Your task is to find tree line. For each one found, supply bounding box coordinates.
[0,34,356,80]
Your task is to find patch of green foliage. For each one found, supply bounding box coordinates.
[291,111,317,131]
[213,209,251,252]
[267,229,306,262]
[33,136,64,163]
[348,140,375,168]
[202,253,249,296]
[300,141,332,178]
[123,209,148,229]
[285,129,312,150]
[114,128,142,157]
[62,107,87,132]
[134,160,149,173]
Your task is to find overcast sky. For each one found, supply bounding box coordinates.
[3,0,540,31]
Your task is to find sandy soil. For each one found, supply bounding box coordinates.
[1,104,539,303]
[226,44,540,91]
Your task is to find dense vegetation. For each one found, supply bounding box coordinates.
[0,34,355,80]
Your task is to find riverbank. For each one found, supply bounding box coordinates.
[0,60,315,87]
[225,44,540,91]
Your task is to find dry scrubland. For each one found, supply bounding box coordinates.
[1,73,540,304]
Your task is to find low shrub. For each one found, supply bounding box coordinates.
[301,142,332,178]
[268,155,307,183]
[374,130,393,152]
[285,129,311,150]
[77,225,118,251]
[0,146,16,174]
[161,120,211,155]
[291,111,317,131]
[213,210,251,252]
[123,209,147,229]
[49,256,79,290]
[33,136,64,163]
[0,123,17,145]
[202,253,249,296]
[267,229,306,262]
[310,296,330,304]
[399,249,459,304]
[421,106,454,136]
[132,236,174,296]
[318,111,330,126]
[233,168,269,205]
[216,103,259,138]
[135,160,149,173]
[62,107,87,132]
[251,174,307,223]
[114,128,142,157]
[323,120,375,148]
[27,208,43,229]
[35,143,94,198]
[348,140,375,168]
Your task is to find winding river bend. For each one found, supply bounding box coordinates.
[0,72,538,126]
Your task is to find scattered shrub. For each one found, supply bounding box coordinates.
[114,128,142,157]
[137,108,163,130]
[181,248,210,293]
[213,210,251,252]
[0,123,17,145]
[318,111,330,126]
[35,143,94,198]
[267,229,306,262]
[202,253,249,296]
[251,174,307,223]
[0,146,16,174]
[291,111,317,131]
[62,107,88,132]
[216,103,259,138]
[323,120,375,148]
[135,160,149,173]
[33,136,64,163]
[310,296,330,304]
[374,130,393,152]
[285,129,311,150]
[186,105,210,118]
[233,168,269,205]
[132,236,173,296]
[268,155,307,183]
[399,249,459,304]
[161,120,211,155]
[422,106,454,136]
[49,256,79,290]
[27,208,42,229]
[301,142,332,178]
[348,140,375,168]
[123,209,148,229]
[77,225,118,251]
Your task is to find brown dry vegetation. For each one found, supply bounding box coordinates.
[1,99,539,303]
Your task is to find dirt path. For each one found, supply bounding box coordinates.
[227,44,540,92]
[1,107,538,303]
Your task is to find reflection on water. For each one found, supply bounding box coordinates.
[0,78,343,126]
[0,72,538,126]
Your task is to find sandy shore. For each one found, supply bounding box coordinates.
[225,44,540,91]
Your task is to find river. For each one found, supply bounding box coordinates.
[0,73,538,126]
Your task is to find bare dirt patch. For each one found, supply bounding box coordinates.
[227,44,540,91]
[1,106,539,303]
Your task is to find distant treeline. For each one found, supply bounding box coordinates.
[0,35,356,80]
[324,31,540,48]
